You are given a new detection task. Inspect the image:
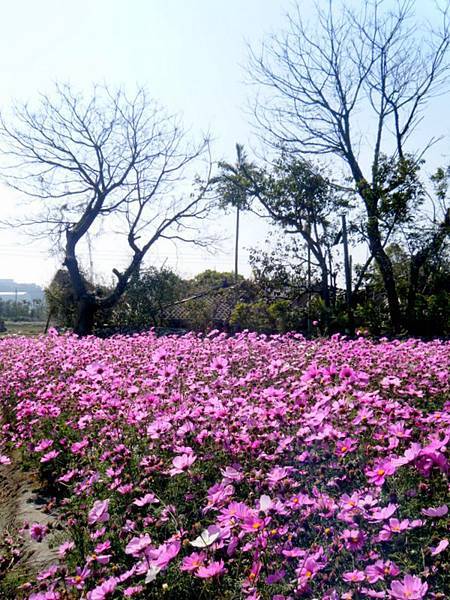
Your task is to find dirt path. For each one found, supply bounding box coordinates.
[0,455,59,594]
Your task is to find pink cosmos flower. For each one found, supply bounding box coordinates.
[132,492,158,507]
[125,534,152,557]
[392,443,422,467]
[196,559,226,578]
[180,551,207,572]
[369,504,398,522]
[87,576,118,600]
[296,556,322,584]
[220,465,243,483]
[204,482,234,512]
[0,454,11,465]
[169,453,196,476]
[30,522,48,542]
[88,499,110,525]
[389,574,428,599]
[267,466,291,487]
[365,560,400,583]
[94,540,111,554]
[66,565,91,589]
[430,538,448,556]
[34,439,53,452]
[36,565,58,581]
[342,570,365,583]
[124,586,144,597]
[40,449,60,463]
[342,528,366,551]
[71,439,89,454]
[58,540,75,558]
[339,366,355,381]
[148,540,181,570]
[366,461,396,486]
[210,357,229,373]
[336,438,358,457]
[421,504,448,518]
[58,469,77,483]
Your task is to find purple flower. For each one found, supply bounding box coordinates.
[389,574,428,599]
[88,499,110,525]
[430,538,448,556]
[342,528,366,551]
[196,559,226,578]
[58,540,75,558]
[421,504,448,518]
[30,522,48,542]
[87,576,118,600]
[125,534,152,557]
[40,449,60,463]
[342,570,365,583]
[180,551,207,572]
[169,453,196,476]
[132,492,158,507]
[366,461,396,486]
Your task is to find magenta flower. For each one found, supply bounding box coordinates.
[125,534,152,557]
[389,574,428,599]
[148,540,181,570]
[40,449,60,463]
[336,438,358,457]
[366,461,396,486]
[369,504,398,522]
[421,504,448,518]
[132,492,158,507]
[267,466,290,487]
[30,522,48,542]
[87,576,118,599]
[36,565,58,581]
[58,540,75,558]
[196,559,226,578]
[88,499,110,525]
[66,565,92,589]
[342,570,365,583]
[34,439,53,452]
[365,560,400,583]
[169,453,196,476]
[180,551,207,572]
[124,586,144,597]
[430,538,448,556]
[342,528,366,551]
[71,438,89,454]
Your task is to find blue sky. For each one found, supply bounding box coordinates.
[0,0,448,286]
[1,0,297,284]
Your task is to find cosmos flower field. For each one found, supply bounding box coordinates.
[0,331,449,599]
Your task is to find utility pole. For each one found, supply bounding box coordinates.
[306,221,312,336]
[341,213,354,333]
[234,204,240,283]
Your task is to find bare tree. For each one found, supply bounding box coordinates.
[0,84,214,335]
[249,0,450,331]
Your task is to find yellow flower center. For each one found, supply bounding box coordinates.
[377,469,385,476]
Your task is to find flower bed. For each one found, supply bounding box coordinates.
[0,330,449,599]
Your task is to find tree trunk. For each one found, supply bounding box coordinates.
[74,295,97,336]
[368,225,402,333]
[319,263,330,308]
